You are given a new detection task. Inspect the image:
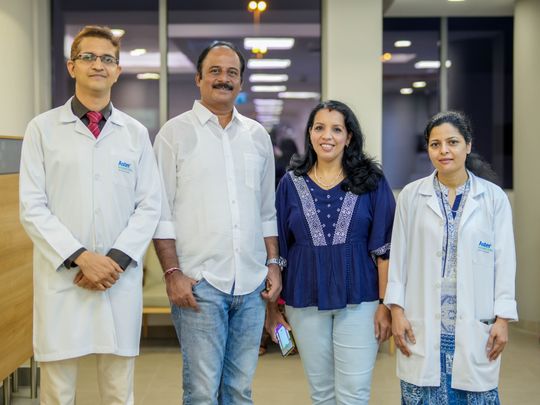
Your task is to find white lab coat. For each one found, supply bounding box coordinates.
[19,98,161,362]
[385,171,517,392]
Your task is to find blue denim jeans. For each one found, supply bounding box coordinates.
[286,301,379,405]
[171,279,266,405]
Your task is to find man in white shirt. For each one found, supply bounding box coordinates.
[19,26,161,404]
[153,41,282,404]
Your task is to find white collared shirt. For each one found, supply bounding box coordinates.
[153,101,277,295]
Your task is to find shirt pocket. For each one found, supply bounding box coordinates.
[472,231,494,267]
[244,153,265,191]
[110,153,137,191]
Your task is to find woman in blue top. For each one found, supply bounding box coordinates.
[267,100,395,404]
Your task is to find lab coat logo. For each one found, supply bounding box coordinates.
[478,241,493,254]
[118,160,132,173]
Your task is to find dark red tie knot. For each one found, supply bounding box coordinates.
[86,111,103,138]
[86,111,103,124]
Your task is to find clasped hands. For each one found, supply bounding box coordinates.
[73,251,124,291]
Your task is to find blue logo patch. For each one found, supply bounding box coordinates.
[478,241,493,253]
[118,160,132,173]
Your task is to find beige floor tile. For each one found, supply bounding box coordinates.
[6,326,539,404]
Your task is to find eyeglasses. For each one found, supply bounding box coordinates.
[73,52,119,66]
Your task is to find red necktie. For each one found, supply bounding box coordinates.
[86,111,103,138]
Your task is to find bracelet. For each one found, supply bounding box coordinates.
[265,257,287,268]
[163,267,181,279]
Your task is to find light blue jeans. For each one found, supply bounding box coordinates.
[171,279,266,405]
[286,301,379,405]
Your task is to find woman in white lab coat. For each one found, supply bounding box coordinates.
[385,111,517,404]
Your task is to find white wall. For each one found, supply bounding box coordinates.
[0,0,50,136]
[322,0,383,161]
[513,0,540,334]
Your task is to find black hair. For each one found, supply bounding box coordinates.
[289,100,383,195]
[196,41,246,81]
[424,111,498,183]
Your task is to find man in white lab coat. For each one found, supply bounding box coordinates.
[19,26,161,405]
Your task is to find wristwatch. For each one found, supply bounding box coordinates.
[265,257,287,268]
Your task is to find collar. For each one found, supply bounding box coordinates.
[419,170,485,198]
[60,97,125,128]
[71,95,112,120]
[192,100,243,128]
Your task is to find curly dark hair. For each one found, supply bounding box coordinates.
[424,111,498,183]
[289,100,382,195]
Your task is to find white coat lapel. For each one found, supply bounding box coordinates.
[420,172,443,219]
[98,105,125,141]
[59,98,96,140]
[460,173,483,227]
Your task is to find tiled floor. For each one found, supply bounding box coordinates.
[8,326,540,404]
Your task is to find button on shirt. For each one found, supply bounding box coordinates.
[153,101,277,295]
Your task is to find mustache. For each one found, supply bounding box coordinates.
[212,82,234,91]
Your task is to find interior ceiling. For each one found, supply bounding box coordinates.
[386,0,514,17]
[60,0,515,128]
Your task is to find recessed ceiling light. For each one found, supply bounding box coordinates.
[253,99,284,106]
[414,60,441,69]
[412,81,427,88]
[400,88,413,95]
[383,53,416,64]
[130,48,147,56]
[394,40,412,48]
[278,92,320,99]
[137,73,160,80]
[255,105,283,114]
[244,38,295,50]
[248,59,291,69]
[111,29,125,38]
[249,74,289,83]
[414,60,452,69]
[251,85,287,92]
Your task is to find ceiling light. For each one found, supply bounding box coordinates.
[137,73,160,80]
[130,48,147,56]
[400,88,413,95]
[448,0,466,2]
[244,38,295,50]
[383,53,416,64]
[251,85,287,92]
[117,51,195,74]
[382,53,392,61]
[414,60,452,69]
[255,105,283,114]
[412,81,427,88]
[278,92,320,99]
[111,29,125,38]
[258,117,280,123]
[253,99,284,106]
[394,40,412,48]
[414,60,440,69]
[249,74,289,83]
[248,59,291,69]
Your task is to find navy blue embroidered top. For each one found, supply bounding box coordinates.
[276,172,396,310]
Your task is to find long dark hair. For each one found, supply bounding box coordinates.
[424,111,498,183]
[289,100,382,195]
